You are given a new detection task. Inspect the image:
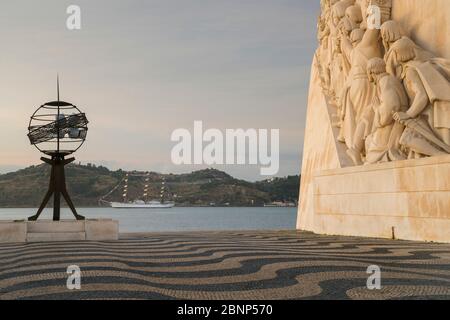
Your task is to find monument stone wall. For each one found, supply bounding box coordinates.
[391,0,450,60]
[297,0,450,243]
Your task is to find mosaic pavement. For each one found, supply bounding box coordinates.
[0,230,449,300]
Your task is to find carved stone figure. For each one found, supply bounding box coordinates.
[381,20,435,76]
[381,20,404,73]
[363,58,409,164]
[317,0,342,94]
[338,5,363,77]
[317,11,331,91]
[329,1,354,102]
[345,5,363,28]
[314,0,450,166]
[337,15,382,150]
[389,38,450,156]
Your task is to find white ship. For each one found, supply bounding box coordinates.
[101,173,175,209]
[110,200,175,209]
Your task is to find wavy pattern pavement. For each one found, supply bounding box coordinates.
[0,230,449,300]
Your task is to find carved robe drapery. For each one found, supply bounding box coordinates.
[339,47,376,149]
[365,74,409,163]
[402,60,450,146]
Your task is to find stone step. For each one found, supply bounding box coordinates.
[27,220,85,233]
[27,232,86,243]
[0,219,119,243]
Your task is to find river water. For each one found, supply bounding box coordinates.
[0,207,297,233]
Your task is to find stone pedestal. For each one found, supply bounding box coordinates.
[85,219,119,241]
[311,155,450,243]
[0,219,119,243]
[0,221,27,243]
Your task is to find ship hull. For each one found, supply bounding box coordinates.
[110,202,175,209]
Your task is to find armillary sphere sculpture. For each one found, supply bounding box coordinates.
[27,77,88,221]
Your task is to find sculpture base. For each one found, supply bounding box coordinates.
[0,219,118,243]
[302,155,450,243]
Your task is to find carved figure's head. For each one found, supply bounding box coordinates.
[391,37,416,63]
[381,20,404,52]
[346,5,363,25]
[388,37,416,78]
[332,1,350,26]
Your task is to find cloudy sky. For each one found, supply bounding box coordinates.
[0,0,320,181]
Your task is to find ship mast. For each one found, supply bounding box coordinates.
[160,178,166,204]
[122,173,129,203]
[143,172,150,203]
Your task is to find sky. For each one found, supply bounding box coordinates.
[0,0,320,181]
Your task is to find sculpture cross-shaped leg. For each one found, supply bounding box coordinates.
[28,154,85,221]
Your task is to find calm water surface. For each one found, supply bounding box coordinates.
[0,207,297,233]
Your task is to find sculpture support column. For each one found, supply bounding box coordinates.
[28,154,85,222]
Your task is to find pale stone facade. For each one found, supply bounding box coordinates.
[298,0,450,243]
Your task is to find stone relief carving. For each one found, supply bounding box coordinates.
[364,57,408,164]
[315,0,450,166]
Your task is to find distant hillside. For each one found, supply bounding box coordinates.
[0,164,300,208]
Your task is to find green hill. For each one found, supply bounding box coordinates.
[0,164,299,208]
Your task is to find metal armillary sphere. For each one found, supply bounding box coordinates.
[27,77,88,221]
